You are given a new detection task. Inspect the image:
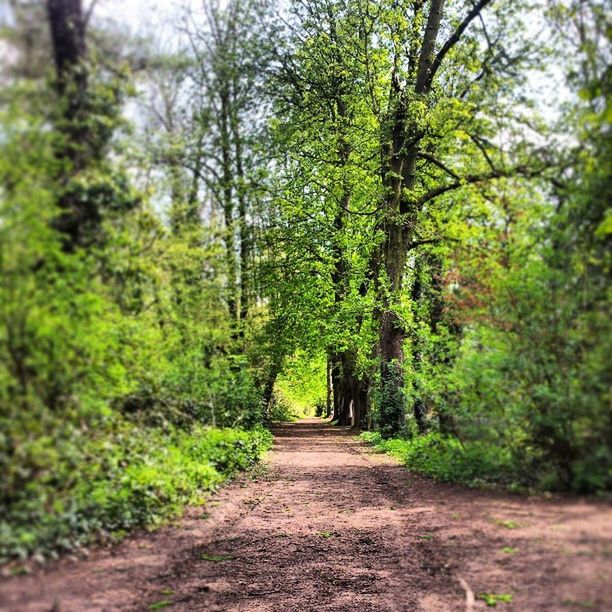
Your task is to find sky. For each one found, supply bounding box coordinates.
[0,0,569,123]
[94,0,188,40]
[93,0,225,38]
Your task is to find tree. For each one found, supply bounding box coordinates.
[182,0,270,330]
[266,0,380,426]
[363,0,548,435]
[45,0,136,250]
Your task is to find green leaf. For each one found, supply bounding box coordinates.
[477,593,513,607]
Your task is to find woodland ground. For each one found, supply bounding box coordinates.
[0,418,610,611]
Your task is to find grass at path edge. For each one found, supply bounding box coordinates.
[1,425,273,565]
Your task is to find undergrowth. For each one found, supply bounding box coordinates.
[360,431,519,489]
[0,417,272,563]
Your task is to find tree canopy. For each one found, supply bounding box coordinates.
[0,0,610,562]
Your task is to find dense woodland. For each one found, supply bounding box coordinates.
[0,0,610,562]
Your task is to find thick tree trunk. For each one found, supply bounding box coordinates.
[415,0,447,94]
[337,378,353,426]
[262,361,281,419]
[330,350,367,427]
[47,0,86,97]
[330,352,343,422]
[352,377,369,430]
[326,356,333,418]
[376,0,447,437]
[378,310,405,436]
[46,0,92,250]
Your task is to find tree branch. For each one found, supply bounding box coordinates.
[468,134,497,172]
[417,152,461,180]
[425,0,495,91]
[416,164,547,207]
[415,0,446,94]
[84,0,99,30]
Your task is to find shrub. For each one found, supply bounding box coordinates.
[0,413,272,563]
[360,431,517,488]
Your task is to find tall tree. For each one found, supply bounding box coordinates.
[184,0,269,330]
[47,0,89,248]
[45,0,134,250]
[267,0,380,426]
[368,0,548,435]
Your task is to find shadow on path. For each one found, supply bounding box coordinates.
[1,418,610,611]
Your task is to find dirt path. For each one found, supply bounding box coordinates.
[1,418,611,611]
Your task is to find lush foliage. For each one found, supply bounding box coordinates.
[0,0,609,570]
[361,431,517,489]
[1,416,271,562]
[0,3,272,564]
[262,0,611,493]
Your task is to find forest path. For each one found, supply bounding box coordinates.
[1,418,611,611]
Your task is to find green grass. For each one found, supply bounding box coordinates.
[149,599,173,610]
[477,593,513,607]
[360,431,518,489]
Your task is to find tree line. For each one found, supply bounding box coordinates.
[0,0,609,563]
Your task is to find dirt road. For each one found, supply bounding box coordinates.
[1,418,611,611]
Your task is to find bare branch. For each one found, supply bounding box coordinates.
[83,0,99,30]
[417,152,461,180]
[468,134,497,172]
[425,0,495,91]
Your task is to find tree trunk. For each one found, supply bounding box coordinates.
[330,352,343,422]
[326,356,333,418]
[378,310,405,436]
[330,349,365,427]
[46,0,92,250]
[219,89,238,323]
[376,0,447,437]
[415,0,447,94]
[47,0,86,98]
[262,361,281,419]
[352,377,369,430]
[230,85,250,327]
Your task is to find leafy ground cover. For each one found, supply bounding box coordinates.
[360,431,524,491]
[0,420,272,563]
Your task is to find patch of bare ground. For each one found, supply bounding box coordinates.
[1,418,610,611]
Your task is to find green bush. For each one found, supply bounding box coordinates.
[360,431,517,488]
[0,415,272,563]
[0,85,276,567]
